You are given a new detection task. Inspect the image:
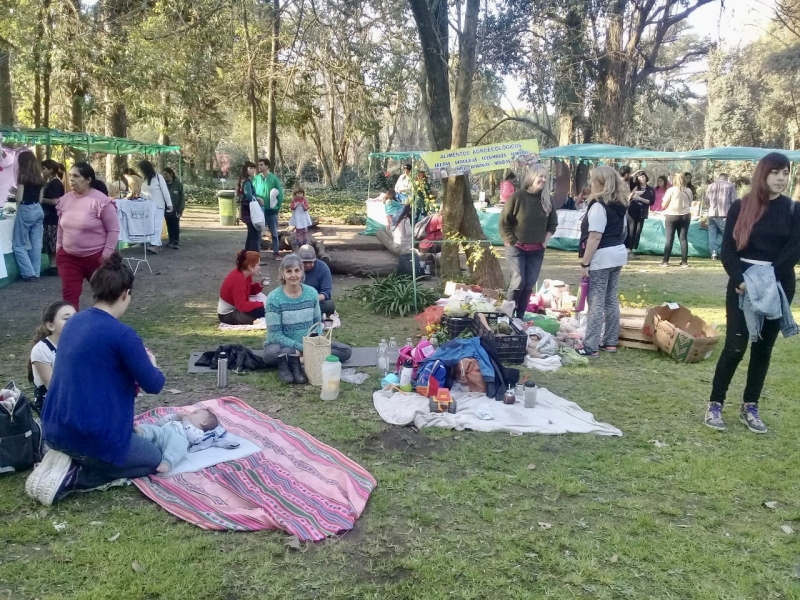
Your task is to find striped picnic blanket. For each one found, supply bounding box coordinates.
[133,396,376,541]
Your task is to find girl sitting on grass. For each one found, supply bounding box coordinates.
[28,300,76,412]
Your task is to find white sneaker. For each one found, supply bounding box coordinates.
[25,450,76,507]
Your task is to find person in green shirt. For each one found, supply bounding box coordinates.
[163,168,185,249]
[253,158,284,259]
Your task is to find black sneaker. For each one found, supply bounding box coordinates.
[740,402,767,433]
[25,450,78,507]
[704,402,726,431]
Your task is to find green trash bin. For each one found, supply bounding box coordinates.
[217,190,237,226]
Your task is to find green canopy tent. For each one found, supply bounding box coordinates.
[364,151,426,235]
[0,126,182,174]
[540,143,800,162]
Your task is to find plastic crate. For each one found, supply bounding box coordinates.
[441,315,473,338]
[470,312,527,364]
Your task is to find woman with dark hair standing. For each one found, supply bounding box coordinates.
[56,163,119,310]
[40,160,65,276]
[499,172,516,204]
[12,151,46,281]
[163,167,184,249]
[652,175,670,212]
[137,160,172,254]
[218,250,267,325]
[238,161,262,252]
[26,253,165,506]
[626,170,655,255]
[499,164,558,319]
[705,153,800,434]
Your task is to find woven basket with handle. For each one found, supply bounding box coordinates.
[302,323,331,386]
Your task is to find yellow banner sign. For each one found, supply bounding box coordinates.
[421,139,540,177]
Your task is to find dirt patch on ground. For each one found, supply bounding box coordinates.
[363,427,440,457]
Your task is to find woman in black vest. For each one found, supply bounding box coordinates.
[626,170,655,255]
[578,166,630,357]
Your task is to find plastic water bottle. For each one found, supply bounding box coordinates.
[217,351,228,388]
[377,338,389,374]
[320,356,342,401]
[399,359,414,391]
[524,381,538,408]
[405,337,413,349]
[388,337,398,372]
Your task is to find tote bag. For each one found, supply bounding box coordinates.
[249,199,265,231]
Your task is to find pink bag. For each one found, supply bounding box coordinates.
[411,339,435,363]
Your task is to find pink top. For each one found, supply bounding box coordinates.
[56,188,120,257]
[652,184,670,212]
[499,180,515,203]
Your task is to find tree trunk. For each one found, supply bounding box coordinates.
[105,101,127,178]
[0,41,13,126]
[43,0,52,134]
[249,97,258,161]
[265,0,280,165]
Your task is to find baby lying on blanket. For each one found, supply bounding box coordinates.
[134,408,241,473]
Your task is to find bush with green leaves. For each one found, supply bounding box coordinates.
[353,275,441,317]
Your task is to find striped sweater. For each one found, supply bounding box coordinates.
[265,284,321,351]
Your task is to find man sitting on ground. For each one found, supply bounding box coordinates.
[297,245,336,318]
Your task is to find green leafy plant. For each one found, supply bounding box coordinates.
[353,275,441,317]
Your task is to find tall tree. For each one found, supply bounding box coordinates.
[0,38,12,125]
[409,0,504,288]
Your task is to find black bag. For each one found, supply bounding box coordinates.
[0,382,44,475]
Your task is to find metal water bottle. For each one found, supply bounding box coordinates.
[576,276,589,312]
[217,351,228,388]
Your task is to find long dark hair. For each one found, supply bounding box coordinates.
[72,162,107,193]
[733,152,790,251]
[504,172,516,182]
[90,253,134,303]
[41,159,64,180]
[138,160,157,185]
[28,300,73,383]
[237,161,256,195]
[17,151,45,186]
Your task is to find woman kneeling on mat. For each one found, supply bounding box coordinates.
[218,250,267,325]
[26,253,166,507]
[264,254,352,384]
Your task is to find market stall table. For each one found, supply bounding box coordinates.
[1,213,51,287]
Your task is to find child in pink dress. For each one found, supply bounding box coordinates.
[289,185,312,247]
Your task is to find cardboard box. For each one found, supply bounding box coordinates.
[643,304,720,363]
[618,306,656,351]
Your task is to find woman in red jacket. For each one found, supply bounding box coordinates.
[217,251,268,325]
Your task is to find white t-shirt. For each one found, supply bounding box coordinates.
[30,338,56,388]
[586,202,628,271]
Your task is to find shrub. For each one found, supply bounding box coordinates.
[353,275,441,318]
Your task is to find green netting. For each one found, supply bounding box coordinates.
[368,151,425,160]
[0,126,180,155]
[540,143,800,162]
[359,217,386,236]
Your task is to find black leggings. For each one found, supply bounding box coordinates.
[709,285,782,406]
[663,214,690,264]
[245,221,261,252]
[626,215,645,250]
[218,306,266,325]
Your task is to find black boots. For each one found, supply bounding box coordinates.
[288,355,308,384]
[277,354,295,384]
[278,354,308,384]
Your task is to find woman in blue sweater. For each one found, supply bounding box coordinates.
[26,253,166,506]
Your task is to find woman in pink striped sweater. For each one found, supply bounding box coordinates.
[56,163,119,309]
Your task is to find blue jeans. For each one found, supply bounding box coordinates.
[12,203,44,278]
[506,245,545,319]
[707,216,726,255]
[265,213,280,255]
[52,433,162,490]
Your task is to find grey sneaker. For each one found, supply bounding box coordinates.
[740,403,768,434]
[25,450,78,507]
[704,402,726,431]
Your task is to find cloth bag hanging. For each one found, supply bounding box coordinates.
[303,323,332,386]
[249,199,265,231]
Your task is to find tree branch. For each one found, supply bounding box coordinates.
[471,116,558,146]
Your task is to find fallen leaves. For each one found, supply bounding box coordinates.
[285,535,302,549]
[107,533,121,542]
[780,525,794,535]
[538,522,553,530]
[131,561,147,573]
[168,389,182,395]
[648,439,669,448]
[609,554,619,564]
[527,464,537,470]
[763,501,778,509]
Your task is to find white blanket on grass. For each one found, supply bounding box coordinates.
[162,434,261,477]
[373,389,622,436]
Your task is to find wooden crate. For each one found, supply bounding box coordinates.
[618,306,656,351]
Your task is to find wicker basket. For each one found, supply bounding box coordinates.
[303,323,331,386]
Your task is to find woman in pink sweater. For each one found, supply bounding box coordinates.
[57,163,119,309]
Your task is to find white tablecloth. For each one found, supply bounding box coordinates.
[0,215,14,279]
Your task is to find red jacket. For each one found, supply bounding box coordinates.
[219,268,264,313]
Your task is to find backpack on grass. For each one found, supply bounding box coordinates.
[0,382,44,475]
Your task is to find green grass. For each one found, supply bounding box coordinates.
[1,251,800,599]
